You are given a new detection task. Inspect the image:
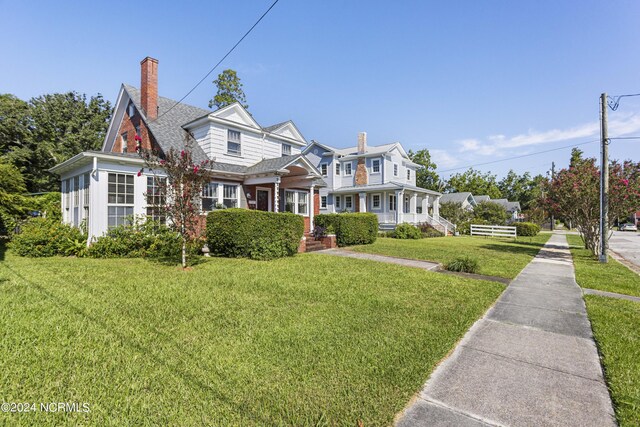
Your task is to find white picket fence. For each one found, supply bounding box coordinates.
[470,224,517,238]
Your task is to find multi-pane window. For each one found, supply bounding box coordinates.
[372,159,380,173]
[108,173,134,229]
[345,196,353,210]
[345,162,352,176]
[282,143,291,157]
[335,163,340,175]
[223,184,238,208]
[146,176,166,223]
[321,196,327,209]
[227,129,241,156]
[298,192,308,215]
[335,196,341,209]
[202,182,218,211]
[72,177,79,206]
[83,173,90,223]
[108,173,134,204]
[64,178,71,211]
[393,164,399,176]
[284,190,309,215]
[389,194,397,211]
[407,169,411,180]
[372,194,381,209]
[321,164,328,176]
[121,132,128,153]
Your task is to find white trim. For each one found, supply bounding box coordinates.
[393,163,399,177]
[283,189,309,216]
[344,161,353,176]
[371,158,381,174]
[320,195,327,209]
[371,193,382,210]
[256,186,272,212]
[344,195,353,211]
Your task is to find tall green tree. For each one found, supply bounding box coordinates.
[498,170,546,211]
[0,92,111,192]
[473,201,509,225]
[445,168,502,199]
[408,148,443,191]
[0,162,28,234]
[209,69,248,110]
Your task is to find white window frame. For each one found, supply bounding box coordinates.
[202,181,218,212]
[371,159,381,174]
[345,195,353,211]
[371,193,381,210]
[335,162,341,175]
[227,129,242,156]
[107,173,135,229]
[335,195,341,210]
[223,184,239,208]
[389,194,397,211]
[284,190,309,215]
[393,163,399,177]
[320,196,327,209]
[282,143,292,157]
[320,164,328,177]
[344,162,352,176]
[407,169,411,180]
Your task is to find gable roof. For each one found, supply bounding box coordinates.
[474,195,491,203]
[122,84,211,163]
[440,192,476,205]
[245,154,321,177]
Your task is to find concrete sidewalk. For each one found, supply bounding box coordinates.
[397,234,617,427]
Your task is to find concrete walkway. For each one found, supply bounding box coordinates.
[318,248,440,271]
[397,234,617,427]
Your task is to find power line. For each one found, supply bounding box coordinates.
[437,139,600,174]
[607,93,640,111]
[152,0,280,122]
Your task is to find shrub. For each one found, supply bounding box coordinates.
[206,209,304,260]
[515,222,541,236]
[11,217,86,257]
[314,213,378,246]
[87,219,182,259]
[393,223,422,239]
[457,219,489,235]
[445,256,480,274]
[417,223,444,238]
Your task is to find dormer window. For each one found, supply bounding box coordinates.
[227,129,241,156]
[282,143,291,157]
[372,159,380,173]
[127,102,135,118]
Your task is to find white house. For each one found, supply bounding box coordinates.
[439,192,477,211]
[303,134,452,233]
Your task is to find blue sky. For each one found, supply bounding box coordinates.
[2,0,640,180]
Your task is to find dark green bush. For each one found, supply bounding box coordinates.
[314,213,378,246]
[11,217,86,257]
[87,219,182,259]
[206,209,304,260]
[515,222,541,237]
[418,223,445,238]
[445,256,480,274]
[457,219,489,235]
[393,223,422,239]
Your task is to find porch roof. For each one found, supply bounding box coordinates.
[330,181,441,196]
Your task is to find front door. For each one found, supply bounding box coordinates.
[257,189,270,211]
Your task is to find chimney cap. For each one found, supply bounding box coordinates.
[140,56,159,64]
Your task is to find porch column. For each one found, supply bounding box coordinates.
[395,190,403,224]
[410,192,417,221]
[274,178,280,213]
[359,192,367,213]
[309,185,315,230]
[433,195,441,219]
[422,195,428,217]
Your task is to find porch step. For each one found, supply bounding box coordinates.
[305,238,325,252]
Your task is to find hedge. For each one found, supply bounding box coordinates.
[11,217,86,257]
[393,223,422,239]
[206,209,304,260]
[314,213,378,246]
[515,222,541,237]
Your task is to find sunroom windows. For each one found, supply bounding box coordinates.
[107,173,134,228]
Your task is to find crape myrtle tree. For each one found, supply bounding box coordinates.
[545,156,640,256]
[137,132,213,268]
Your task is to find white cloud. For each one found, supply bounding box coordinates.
[431,149,460,169]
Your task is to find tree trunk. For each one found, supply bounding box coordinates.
[182,237,187,269]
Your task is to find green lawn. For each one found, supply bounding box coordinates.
[567,234,640,297]
[0,249,502,426]
[585,296,640,427]
[349,234,551,279]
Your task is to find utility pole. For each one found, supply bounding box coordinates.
[550,162,555,231]
[599,93,609,263]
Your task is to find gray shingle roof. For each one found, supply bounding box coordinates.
[245,155,302,174]
[440,192,474,204]
[123,84,211,163]
[262,121,290,133]
[474,195,491,203]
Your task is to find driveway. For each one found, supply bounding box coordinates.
[609,230,640,269]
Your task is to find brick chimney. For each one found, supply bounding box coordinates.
[357,131,367,154]
[355,132,368,186]
[140,57,158,120]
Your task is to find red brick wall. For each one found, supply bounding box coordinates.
[314,191,320,215]
[244,184,276,210]
[140,57,158,120]
[112,108,160,154]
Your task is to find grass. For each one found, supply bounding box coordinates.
[0,250,503,426]
[349,234,551,279]
[585,296,640,426]
[567,234,640,297]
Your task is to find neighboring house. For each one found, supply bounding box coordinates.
[440,192,477,211]
[50,57,324,242]
[474,195,491,204]
[303,135,451,232]
[491,199,522,223]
